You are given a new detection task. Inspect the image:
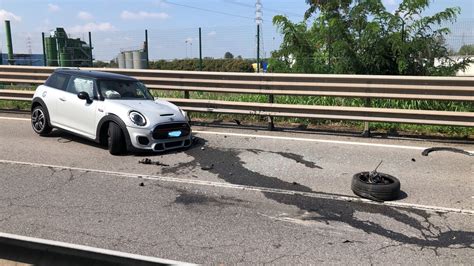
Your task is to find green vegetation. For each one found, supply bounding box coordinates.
[458,44,474,56]
[269,0,471,75]
[0,100,30,110]
[224,52,234,59]
[149,58,254,72]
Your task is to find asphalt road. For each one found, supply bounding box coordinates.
[0,114,473,264]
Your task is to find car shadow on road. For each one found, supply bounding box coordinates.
[43,129,107,150]
[160,137,473,252]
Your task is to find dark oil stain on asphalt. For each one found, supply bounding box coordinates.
[174,189,245,207]
[247,149,323,169]
[162,138,473,251]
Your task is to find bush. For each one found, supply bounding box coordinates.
[149,59,254,72]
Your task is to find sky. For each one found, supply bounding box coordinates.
[0,0,472,61]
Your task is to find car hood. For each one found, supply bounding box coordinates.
[104,99,186,127]
[119,100,179,115]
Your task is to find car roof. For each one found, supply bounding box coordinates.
[54,69,138,81]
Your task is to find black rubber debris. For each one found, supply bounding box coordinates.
[422,147,473,157]
[411,158,416,162]
[138,158,169,167]
[139,182,144,187]
[192,137,201,145]
[201,164,214,171]
[233,119,241,125]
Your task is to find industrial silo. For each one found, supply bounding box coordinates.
[117,52,126,69]
[59,51,72,67]
[132,50,147,69]
[45,37,58,66]
[124,51,133,69]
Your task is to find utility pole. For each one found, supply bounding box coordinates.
[145,29,149,68]
[26,36,32,65]
[257,25,260,73]
[41,32,47,66]
[199,27,203,71]
[88,32,93,67]
[255,0,262,73]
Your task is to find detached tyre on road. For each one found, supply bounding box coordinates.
[351,172,401,201]
[31,105,52,136]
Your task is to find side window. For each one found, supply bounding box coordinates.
[45,73,70,91]
[66,76,95,96]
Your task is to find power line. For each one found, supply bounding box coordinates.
[164,0,270,22]
[223,0,302,18]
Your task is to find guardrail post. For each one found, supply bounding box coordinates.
[362,98,371,137]
[268,94,274,130]
[184,90,190,122]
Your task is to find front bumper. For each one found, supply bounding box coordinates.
[126,125,192,152]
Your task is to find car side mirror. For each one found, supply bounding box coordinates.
[77,91,93,104]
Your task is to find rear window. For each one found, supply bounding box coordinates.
[45,73,70,91]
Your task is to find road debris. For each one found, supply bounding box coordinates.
[422,147,473,157]
[139,182,144,187]
[233,119,241,125]
[138,158,169,167]
[201,164,214,171]
[57,137,73,143]
[411,158,416,162]
[192,137,201,145]
[351,161,401,201]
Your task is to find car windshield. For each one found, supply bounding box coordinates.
[98,80,154,100]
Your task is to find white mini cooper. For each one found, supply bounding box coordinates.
[31,69,192,155]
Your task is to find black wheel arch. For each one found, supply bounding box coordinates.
[31,97,52,128]
[96,114,133,151]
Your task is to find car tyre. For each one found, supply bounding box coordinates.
[31,105,52,135]
[351,172,400,201]
[108,122,125,155]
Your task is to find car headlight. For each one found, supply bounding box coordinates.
[179,108,188,120]
[129,111,147,126]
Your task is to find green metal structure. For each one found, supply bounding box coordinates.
[44,28,93,67]
[5,20,15,65]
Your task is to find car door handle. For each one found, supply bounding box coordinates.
[59,97,66,101]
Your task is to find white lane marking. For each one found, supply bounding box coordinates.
[194,130,474,152]
[2,116,471,152]
[0,159,473,216]
[0,116,29,121]
[0,232,195,266]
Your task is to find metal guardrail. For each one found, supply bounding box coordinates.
[0,65,473,128]
[0,232,194,265]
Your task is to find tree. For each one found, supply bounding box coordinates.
[458,44,474,55]
[224,52,234,59]
[269,0,470,76]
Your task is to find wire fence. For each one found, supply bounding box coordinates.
[0,18,473,66]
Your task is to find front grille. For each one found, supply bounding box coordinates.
[152,123,190,139]
[165,141,183,148]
